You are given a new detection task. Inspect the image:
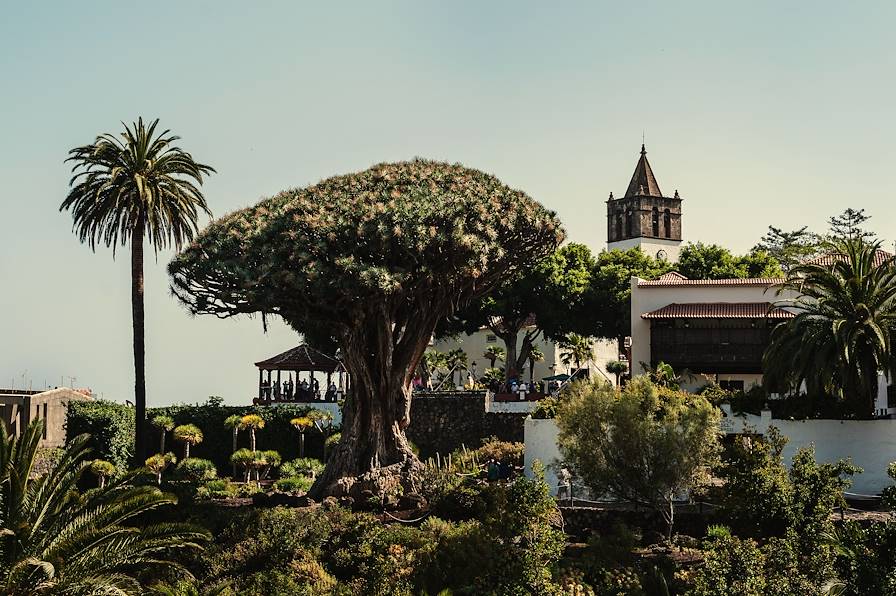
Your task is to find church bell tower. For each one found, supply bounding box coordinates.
[606,144,683,262]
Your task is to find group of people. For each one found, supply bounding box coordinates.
[259,377,340,402]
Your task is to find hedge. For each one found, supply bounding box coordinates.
[66,397,337,474]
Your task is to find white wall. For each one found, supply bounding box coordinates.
[720,404,896,494]
[607,237,682,262]
[524,417,562,493]
[526,407,896,496]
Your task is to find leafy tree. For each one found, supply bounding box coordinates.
[590,248,672,339]
[753,225,820,271]
[152,414,175,454]
[828,208,875,242]
[677,242,784,280]
[558,333,593,373]
[483,345,505,369]
[442,243,598,377]
[556,377,721,540]
[88,459,117,488]
[764,238,896,418]
[169,160,562,498]
[61,118,215,463]
[526,346,545,383]
[605,360,628,386]
[173,424,204,459]
[239,415,265,452]
[146,452,177,485]
[0,421,207,593]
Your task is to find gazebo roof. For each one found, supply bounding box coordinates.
[254,344,342,372]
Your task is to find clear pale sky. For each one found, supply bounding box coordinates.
[2,2,894,405]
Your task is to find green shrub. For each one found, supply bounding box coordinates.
[196,478,238,500]
[473,436,524,467]
[66,400,134,470]
[175,458,218,483]
[532,396,560,419]
[280,457,325,479]
[274,476,313,494]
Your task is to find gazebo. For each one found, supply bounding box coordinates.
[254,344,347,405]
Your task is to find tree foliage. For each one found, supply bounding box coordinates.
[764,238,896,418]
[753,226,820,272]
[676,242,784,280]
[827,208,875,242]
[556,377,721,539]
[169,159,563,496]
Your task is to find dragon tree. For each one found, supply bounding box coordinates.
[168,160,562,497]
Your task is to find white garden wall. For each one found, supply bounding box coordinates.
[526,407,896,496]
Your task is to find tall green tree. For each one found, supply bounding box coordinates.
[61,118,215,462]
[589,248,671,340]
[753,225,820,271]
[827,208,875,242]
[676,242,784,280]
[440,243,597,377]
[168,160,562,498]
[0,420,208,593]
[556,377,721,540]
[765,239,896,418]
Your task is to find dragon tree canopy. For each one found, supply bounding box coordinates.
[254,344,347,405]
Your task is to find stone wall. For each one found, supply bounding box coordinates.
[407,393,526,459]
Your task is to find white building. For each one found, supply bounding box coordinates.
[629,272,796,391]
[433,325,620,387]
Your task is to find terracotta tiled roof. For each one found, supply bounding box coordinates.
[255,344,342,372]
[624,144,663,198]
[656,271,688,282]
[641,302,795,319]
[809,250,892,268]
[637,277,784,288]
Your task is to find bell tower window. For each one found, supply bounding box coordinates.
[652,207,659,237]
[663,209,671,238]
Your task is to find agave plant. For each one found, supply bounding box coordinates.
[0,420,209,594]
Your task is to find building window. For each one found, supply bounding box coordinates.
[486,334,497,343]
[652,207,659,237]
[663,209,671,238]
[625,212,633,237]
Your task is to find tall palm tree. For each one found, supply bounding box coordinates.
[559,333,594,375]
[765,239,896,418]
[61,118,215,462]
[484,345,506,369]
[526,346,545,383]
[0,420,208,594]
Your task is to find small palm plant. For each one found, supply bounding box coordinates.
[526,346,545,383]
[89,459,117,488]
[0,420,207,594]
[146,452,177,485]
[291,416,314,458]
[446,348,468,388]
[224,414,242,478]
[239,414,265,452]
[152,415,175,454]
[559,333,594,374]
[484,345,506,369]
[606,360,629,386]
[173,424,204,459]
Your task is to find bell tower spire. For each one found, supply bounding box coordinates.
[606,143,683,261]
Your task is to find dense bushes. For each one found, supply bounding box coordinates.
[66,397,336,474]
[194,473,564,594]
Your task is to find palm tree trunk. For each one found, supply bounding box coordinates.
[299,432,305,458]
[185,442,190,459]
[250,429,256,452]
[160,432,165,455]
[232,429,238,478]
[132,223,147,465]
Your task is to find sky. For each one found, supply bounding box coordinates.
[2,1,895,405]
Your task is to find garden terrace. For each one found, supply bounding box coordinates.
[254,344,347,405]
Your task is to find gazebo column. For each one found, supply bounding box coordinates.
[258,368,263,399]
